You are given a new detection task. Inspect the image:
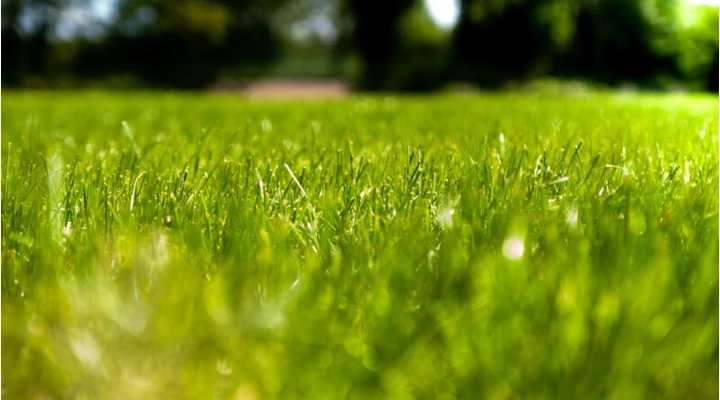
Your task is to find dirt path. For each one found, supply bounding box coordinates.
[212,79,350,99]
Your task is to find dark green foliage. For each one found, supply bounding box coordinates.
[452,0,576,86]
[676,5,720,91]
[2,0,718,91]
[452,0,718,91]
[341,0,417,90]
[2,0,290,89]
[557,0,678,85]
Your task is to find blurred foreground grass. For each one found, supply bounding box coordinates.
[2,92,718,399]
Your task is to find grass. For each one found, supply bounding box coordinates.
[1,92,718,399]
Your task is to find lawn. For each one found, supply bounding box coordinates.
[2,92,718,399]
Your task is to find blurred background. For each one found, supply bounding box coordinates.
[2,0,718,92]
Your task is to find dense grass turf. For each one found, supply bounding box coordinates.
[2,92,718,399]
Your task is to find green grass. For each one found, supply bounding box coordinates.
[2,92,718,399]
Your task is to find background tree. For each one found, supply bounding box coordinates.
[77,0,289,88]
[386,2,451,91]
[675,4,719,91]
[340,0,416,90]
[556,0,681,86]
[268,0,345,79]
[2,0,66,86]
[1,0,717,92]
[451,0,577,87]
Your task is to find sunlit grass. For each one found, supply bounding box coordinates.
[2,92,718,399]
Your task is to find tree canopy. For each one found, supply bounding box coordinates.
[1,0,717,91]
